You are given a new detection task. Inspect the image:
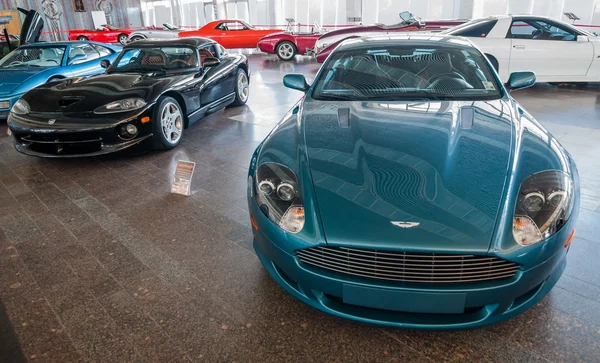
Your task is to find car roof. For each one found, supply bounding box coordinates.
[337,34,475,51]
[123,37,215,48]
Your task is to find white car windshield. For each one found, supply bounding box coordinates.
[0,46,66,68]
[312,44,502,101]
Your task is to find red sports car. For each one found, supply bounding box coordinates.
[315,12,466,62]
[68,25,134,45]
[258,22,324,61]
[178,20,281,49]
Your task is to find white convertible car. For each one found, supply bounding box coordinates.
[443,15,599,83]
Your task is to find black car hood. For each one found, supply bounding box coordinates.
[24,72,193,114]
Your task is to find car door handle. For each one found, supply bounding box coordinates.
[513,45,526,49]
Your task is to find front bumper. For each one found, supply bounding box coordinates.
[250,200,570,329]
[7,110,154,158]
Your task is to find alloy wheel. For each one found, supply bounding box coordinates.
[238,72,249,102]
[278,43,294,60]
[160,102,183,144]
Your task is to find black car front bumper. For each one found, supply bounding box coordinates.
[7,110,154,158]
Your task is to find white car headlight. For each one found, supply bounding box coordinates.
[11,99,30,115]
[94,98,146,114]
[513,170,574,246]
[254,163,304,233]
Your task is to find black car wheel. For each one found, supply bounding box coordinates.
[118,34,128,45]
[77,36,88,41]
[153,96,184,150]
[276,41,297,61]
[129,35,145,42]
[229,68,249,107]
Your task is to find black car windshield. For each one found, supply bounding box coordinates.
[312,44,502,101]
[109,46,198,73]
[0,46,66,68]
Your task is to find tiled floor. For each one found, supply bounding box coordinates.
[0,54,599,362]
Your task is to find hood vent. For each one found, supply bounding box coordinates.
[58,96,85,107]
[337,107,350,128]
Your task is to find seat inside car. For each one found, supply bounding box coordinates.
[38,48,61,66]
[141,51,166,65]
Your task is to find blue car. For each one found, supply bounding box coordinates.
[0,41,120,118]
[247,35,579,329]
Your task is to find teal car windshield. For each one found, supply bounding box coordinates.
[312,45,502,101]
[0,46,66,68]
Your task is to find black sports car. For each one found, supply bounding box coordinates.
[7,38,250,157]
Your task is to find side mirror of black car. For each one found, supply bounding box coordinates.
[100,59,110,69]
[505,71,536,91]
[203,57,220,67]
[283,74,309,92]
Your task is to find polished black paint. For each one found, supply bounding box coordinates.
[8,38,248,157]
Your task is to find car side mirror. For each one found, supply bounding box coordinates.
[203,57,220,67]
[577,35,589,42]
[100,59,110,69]
[283,74,309,92]
[506,71,536,91]
[68,53,87,65]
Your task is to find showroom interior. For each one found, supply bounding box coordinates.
[0,0,600,361]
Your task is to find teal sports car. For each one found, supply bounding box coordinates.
[247,34,579,329]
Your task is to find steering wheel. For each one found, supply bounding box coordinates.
[427,72,466,85]
[8,61,24,66]
[169,59,190,67]
[47,59,59,65]
[532,29,543,39]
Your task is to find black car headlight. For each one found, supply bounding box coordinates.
[11,99,30,115]
[254,163,304,233]
[513,170,574,246]
[94,98,146,114]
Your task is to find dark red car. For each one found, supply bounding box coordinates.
[315,12,466,62]
[257,22,324,61]
[68,24,134,45]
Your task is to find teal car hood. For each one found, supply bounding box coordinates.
[0,67,58,95]
[302,98,514,253]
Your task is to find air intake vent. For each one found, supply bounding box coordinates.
[297,246,519,284]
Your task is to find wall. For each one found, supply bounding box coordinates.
[0,0,142,40]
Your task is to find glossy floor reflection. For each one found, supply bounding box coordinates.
[1,54,599,362]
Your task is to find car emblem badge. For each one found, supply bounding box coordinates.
[48,119,56,125]
[391,221,420,228]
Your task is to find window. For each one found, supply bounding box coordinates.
[92,44,112,57]
[68,44,100,65]
[453,20,497,38]
[509,19,577,41]
[0,46,66,67]
[312,45,501,102]
[111,46,198,72]
[215,22,247,31]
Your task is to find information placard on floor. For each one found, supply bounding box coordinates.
[171,160,195,196]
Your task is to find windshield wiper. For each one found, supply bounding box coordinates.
[363,91,448,101]
[314,94,358,101]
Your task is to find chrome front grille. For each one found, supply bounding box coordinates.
[296,246,520,284]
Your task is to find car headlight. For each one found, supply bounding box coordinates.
[94,98,146,114]
[513,170,574,246]
[254,163,304,233]
[11,99,30,115]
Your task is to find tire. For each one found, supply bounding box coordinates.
[47,76,63,83]
[276,41,297,61]
[118,34,128,45]
[229,68,249,107]
[77,36,88,41]
[129,35,144,42]
[152,96,184,150]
